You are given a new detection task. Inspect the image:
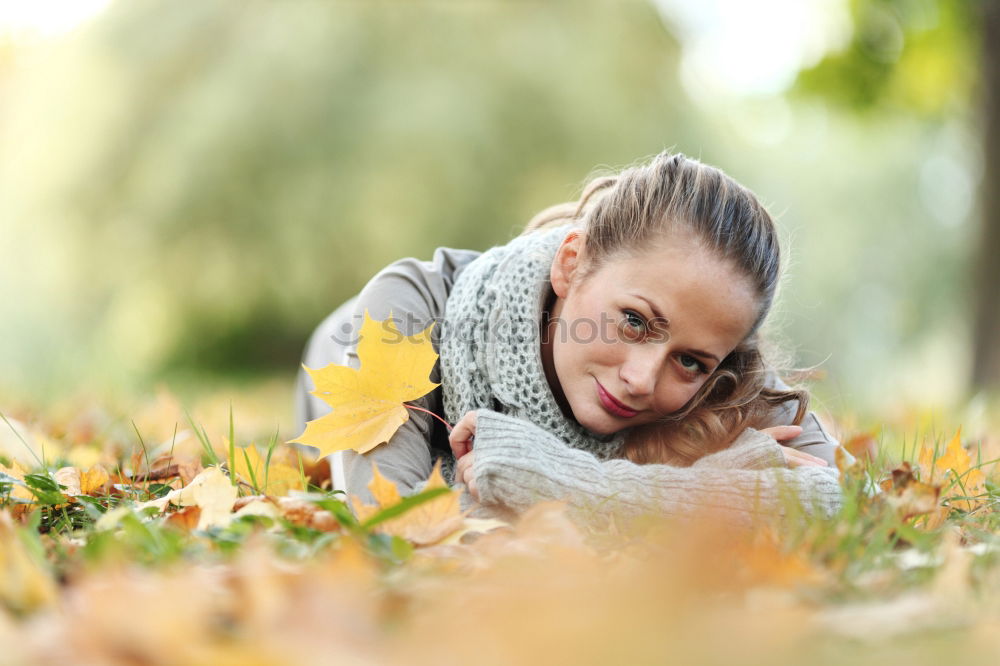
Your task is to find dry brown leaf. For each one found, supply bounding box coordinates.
[844,432,878,463]
[148,453,204,486]
[880,462,942,520]
[165,505,202,531]
[275,497,339,531]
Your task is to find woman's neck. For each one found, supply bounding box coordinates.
[540,287,572,418]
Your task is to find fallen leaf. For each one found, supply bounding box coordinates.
[53,467,82,497]
[165,506,202,531]
[147,453,204,486]
[352,461,505,546]
[844,432,878,463]
[289,311,438,457]
[187,467,240,530]
[879,462,941,520]
[232,498,282,522]
[79,465,110,494]
[917,428,987,512]
[135,466,238,530]
[275,497,339,532]
[231,444,305,496]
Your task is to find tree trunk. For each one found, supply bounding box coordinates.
[971,0,1000,392]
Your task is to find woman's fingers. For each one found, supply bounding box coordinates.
[455,452,479,500]
[781,448,828,468]
[760,425,803,442]
[449,411,478,459]
[760,425,826,467]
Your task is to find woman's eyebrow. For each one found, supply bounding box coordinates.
[687,349,721,364]
[632,293,720,363]
[632,293,666,321]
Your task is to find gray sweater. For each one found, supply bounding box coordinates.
[294,238,846,529]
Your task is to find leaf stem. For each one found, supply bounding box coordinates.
[403,403,453,431]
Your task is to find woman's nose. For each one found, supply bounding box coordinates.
[618,350,660,398]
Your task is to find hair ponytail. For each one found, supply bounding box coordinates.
[522,176,617,234]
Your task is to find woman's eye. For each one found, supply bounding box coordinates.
[678,354,706,374]
[621,311,646,340]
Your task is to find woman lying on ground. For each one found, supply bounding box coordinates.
[295,151,847,532]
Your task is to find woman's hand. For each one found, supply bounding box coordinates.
[450,411,480,500]
[455,451,478,500]
[449,411,478,459]
[760,425,828,468]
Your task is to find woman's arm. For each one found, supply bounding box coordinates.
[294,247,480,503]
[469,409,843,532]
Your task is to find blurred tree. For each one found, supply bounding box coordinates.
[0,0,697,393]
[794,0,999,393]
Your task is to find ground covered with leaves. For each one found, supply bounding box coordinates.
[1,384,999,665]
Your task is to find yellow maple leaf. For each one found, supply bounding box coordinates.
[917,427,987,513]
[289,311,439,458]
[231,444,305,496]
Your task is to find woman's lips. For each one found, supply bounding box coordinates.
[595,381,639,418]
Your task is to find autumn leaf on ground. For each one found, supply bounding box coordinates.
[230,494,341,532]
[135,466,238,530]
[878,462,942,521]
[53,465,110,497]
[289,311,439,458]
[231,443,305,496]
[917,428,988,512]
[351,462,506,546]
[844,432,878,463]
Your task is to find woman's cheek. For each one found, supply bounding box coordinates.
[654,381,702,416]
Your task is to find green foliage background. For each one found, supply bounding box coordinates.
[0,0,982,416]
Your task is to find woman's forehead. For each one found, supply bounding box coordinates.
[606,242,758,342]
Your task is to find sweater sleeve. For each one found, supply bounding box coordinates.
[760,372,844,466]
[294,247,480,503]
[471,409,843,532]
[688,427,788,470]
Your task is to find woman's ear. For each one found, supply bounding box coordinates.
[550,230,585,298]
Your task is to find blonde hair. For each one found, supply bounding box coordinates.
[525,151,807,466]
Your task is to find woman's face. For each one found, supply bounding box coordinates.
[541,230,759,436]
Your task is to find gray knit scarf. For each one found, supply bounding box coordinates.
[440,225,624,461]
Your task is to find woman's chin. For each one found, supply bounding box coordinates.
[575,408,624,437]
